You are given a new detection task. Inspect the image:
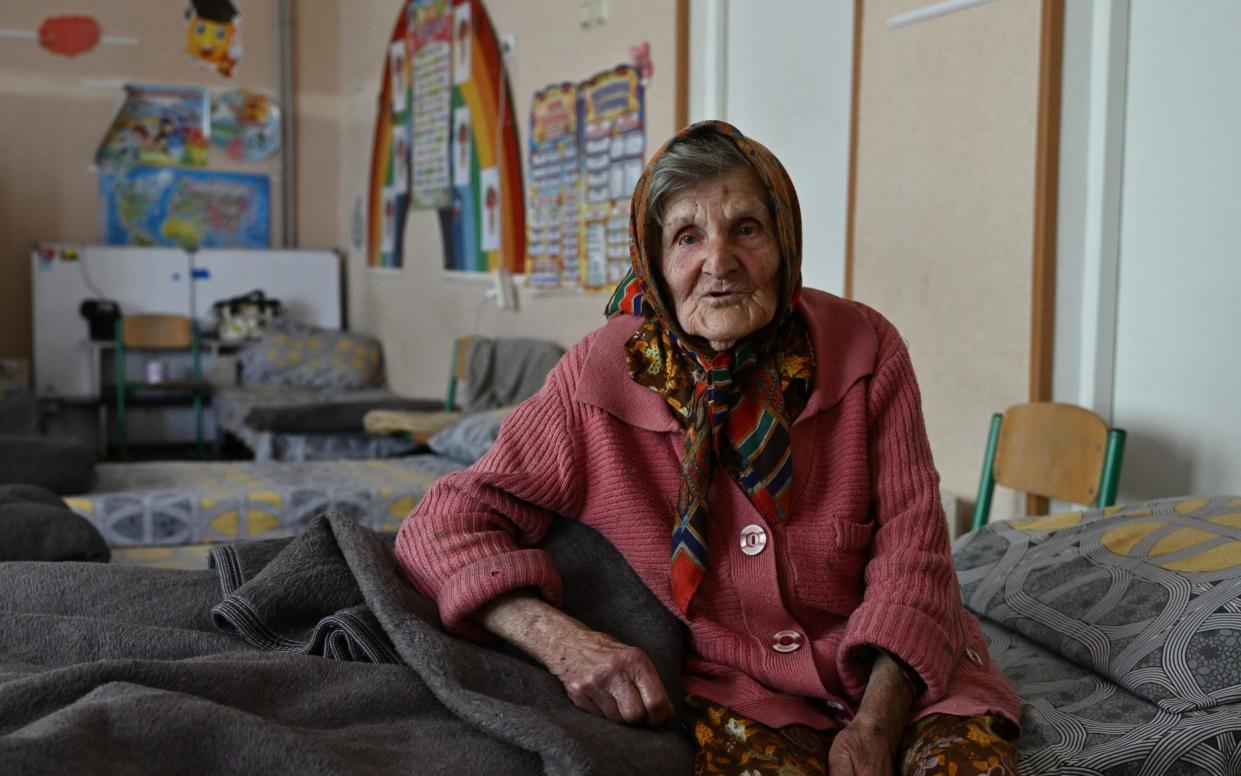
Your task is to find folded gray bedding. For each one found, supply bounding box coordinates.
[0,512,692,775]
[243,397,445,433]
[0,484,109,563]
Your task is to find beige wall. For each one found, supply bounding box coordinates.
[0,0,348,369]
[338,0,680,398]
[851,0,1043,521]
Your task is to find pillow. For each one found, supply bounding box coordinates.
[954,495,1241,713]
[240,324,385,390]
[427,407,513,464]
[0,435,96,495]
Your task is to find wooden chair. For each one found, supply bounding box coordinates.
[111,314,210,459]
[972,402,1126,530]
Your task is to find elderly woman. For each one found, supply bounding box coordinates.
[396,122,1020,775]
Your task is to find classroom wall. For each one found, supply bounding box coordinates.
[850,0,1044,523]
[337,0,680,399]
[0,0,343,370]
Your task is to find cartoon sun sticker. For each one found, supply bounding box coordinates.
[185,0,242,77]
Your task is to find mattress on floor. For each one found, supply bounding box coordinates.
[214,385,419,462]
[65,455,466,546]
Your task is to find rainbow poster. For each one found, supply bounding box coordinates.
[367,0,524,272]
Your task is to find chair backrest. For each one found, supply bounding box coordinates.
[995,402,1110,504]
[445,336,476,410]
[120,314,194,349]
[973,401,1126,530]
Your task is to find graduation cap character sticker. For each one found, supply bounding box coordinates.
[185,0,241,77]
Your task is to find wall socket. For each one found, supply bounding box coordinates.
[579,0,608,29]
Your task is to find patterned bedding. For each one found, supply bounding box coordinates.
[214,385,418,462]
[955,496,1241,774]
[65,456,465,546]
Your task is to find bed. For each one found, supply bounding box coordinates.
[65,456,466,546]
[217,324,563,463]
[955,495,1241,774]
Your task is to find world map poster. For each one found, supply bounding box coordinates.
[99,167,270,250]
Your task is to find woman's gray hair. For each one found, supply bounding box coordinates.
[643,132,763,259]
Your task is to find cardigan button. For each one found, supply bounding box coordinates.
[740,524,768,556]
[771,630,803,653]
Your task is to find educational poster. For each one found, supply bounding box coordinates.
[185,0,242,77]
[577,65,645,288]
[210,88,280,163]
[452,106,472,187]
[525,82,580,288]
[388,41,408,114]
[367,0,524,273]
[391,123,410,194]
[99,167,269,249]
[409,0,452,209]
[479,166,501,251]
[96,84,210,170]
[452,2,471,85]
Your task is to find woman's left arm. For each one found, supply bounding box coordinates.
[835,319,967,707]
[827,652,917,776]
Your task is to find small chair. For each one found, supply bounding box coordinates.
[972,402,1126,530]
[111,314,210,459]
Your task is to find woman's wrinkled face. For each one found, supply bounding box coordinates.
[656,168,781,351]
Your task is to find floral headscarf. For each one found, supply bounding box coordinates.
[604,121,815,614]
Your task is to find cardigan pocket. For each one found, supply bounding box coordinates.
[786,519,874,616]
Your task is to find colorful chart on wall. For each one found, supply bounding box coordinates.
[367,0,524,272]
[99,167,270,249]
[96,84,211,170]
[526,83,580,288]
[525,65,645,289]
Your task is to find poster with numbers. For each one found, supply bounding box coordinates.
[409,0,452,209]
[577,65,645,289]
[525,83,580,288]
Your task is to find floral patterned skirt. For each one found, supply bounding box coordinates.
[686,695,1019,776]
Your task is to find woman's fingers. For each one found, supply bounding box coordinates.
[632,657,674,725]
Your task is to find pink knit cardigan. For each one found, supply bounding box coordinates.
[395,289,1020,731]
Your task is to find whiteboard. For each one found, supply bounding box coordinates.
[32,244,342,399]
[191,250,340,329]
[32,245,189,398]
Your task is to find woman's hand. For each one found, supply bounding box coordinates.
[477,592,674,726]
[827,651,917,776]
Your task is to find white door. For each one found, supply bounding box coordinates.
[1110,1,1241,501]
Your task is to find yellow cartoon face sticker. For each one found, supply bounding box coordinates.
[185,0,241,77]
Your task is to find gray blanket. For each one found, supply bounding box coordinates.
[462,338,565,413]
[0,513,692,775]
[0,484,109,563]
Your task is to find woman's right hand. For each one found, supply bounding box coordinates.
[477,592,674,726]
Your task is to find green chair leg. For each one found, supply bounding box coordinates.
[971,413,1004,532]
[1096,428,1127,507]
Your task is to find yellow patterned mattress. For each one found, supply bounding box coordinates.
[65,455,466,547]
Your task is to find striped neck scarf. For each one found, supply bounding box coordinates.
[604,121,815,614]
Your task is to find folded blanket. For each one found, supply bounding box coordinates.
[0,434,96,494]
[362,409,460,440]
[0,484,109,563]
[243,397,445,433]
[461,338,564,413]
